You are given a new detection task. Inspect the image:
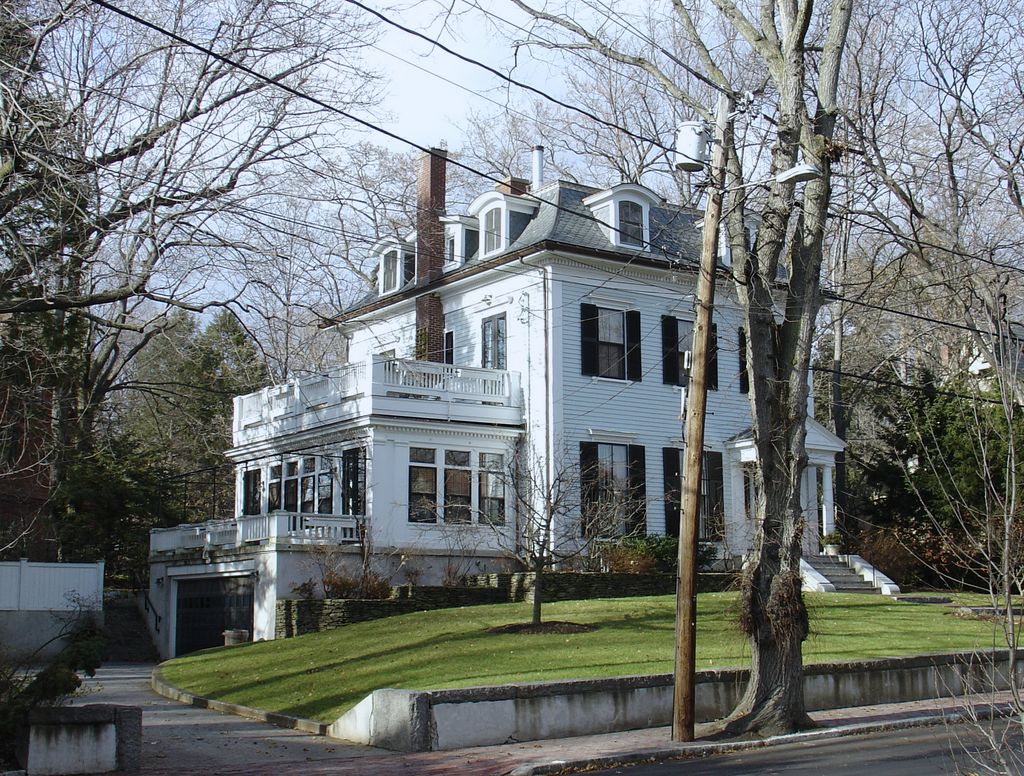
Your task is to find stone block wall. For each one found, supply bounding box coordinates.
[466,571,736,602]
[276,585,506,638]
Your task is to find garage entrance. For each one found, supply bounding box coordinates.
[174,576,254,656]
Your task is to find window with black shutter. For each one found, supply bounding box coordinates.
[580,441,646,536]
[662,316,694,386]
[662,448,725,541]
[581,304,642,380]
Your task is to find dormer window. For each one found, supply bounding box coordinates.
[382,249,399,291]
[582,183,661,250]
[441,216,480,267]
[619,201,644,246]
[467,190,538,258]
[483,207,502,254]
[374,239,415,295]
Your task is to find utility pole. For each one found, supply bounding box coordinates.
[672,92,732,742]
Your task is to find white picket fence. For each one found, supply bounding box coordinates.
[0,559,105,611]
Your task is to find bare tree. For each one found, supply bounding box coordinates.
[475,0,851,733]
[499,443,646,626]
[843,0,1024,400]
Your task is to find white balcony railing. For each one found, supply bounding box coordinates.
[231,356,522,445]
[149,512,362,555]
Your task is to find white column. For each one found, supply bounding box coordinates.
[801,467,816,554]
[729,459,745,552]
[821,463,835,537]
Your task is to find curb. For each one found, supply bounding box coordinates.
[505,705,1016,776]
[150,665,328,736]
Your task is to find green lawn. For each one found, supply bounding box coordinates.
[160,592,1009,723]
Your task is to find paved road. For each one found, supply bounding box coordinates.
[584,722,1022,776]
[76,664,1022,776]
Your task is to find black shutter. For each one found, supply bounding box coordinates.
[662,315,679,385]
[580,304,599,376]
[626,310,642,381]
[738,328,749,394]
[662,448,680,538]
[579,441,598,536]
[627,444,646,534]
[703,451,725,539]
[707,323,719,391]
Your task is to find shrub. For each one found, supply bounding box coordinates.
[599,536,716,574]
[323,570,393,600]
[0,620,105,767]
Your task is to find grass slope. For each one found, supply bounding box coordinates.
[161,593,1006,723]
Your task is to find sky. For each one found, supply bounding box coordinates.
[354,0,559,155]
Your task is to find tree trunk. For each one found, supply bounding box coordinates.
[531,557,543,625]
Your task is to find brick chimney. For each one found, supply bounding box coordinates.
[415,148,447,362]
[496,176,530,196]
[416,148,447,285]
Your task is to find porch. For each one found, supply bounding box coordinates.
[149,512,362,556]
[232,356,523,447]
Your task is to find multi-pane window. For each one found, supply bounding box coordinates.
[661,316,716,390]
[618,201,644,246]
[242,469,262,515]
[478,453,505,525]
[340,447,366,516]
[483,208,502,254]
[581,304,641,380]
[268,465,282,511]
[444,450,472,523]
[444,330,455,365]
[261,456,336,515]
[580,442,646,537]
[481,314,507,369]
[283,460,299,511]
[409,447,438,523]
[407,447,506,525]
[661,448,725,540]
[382,249,399,292]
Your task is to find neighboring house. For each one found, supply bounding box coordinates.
[148,149,844,657]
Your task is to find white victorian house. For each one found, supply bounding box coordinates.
[147,148,861,658]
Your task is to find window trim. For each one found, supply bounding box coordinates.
[581,303,642,381]
[662,447,725,541]
[406,446,507,526]
[481,313,507,370]
[580,441,646,538]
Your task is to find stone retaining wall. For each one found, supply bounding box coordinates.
[276,574,736,638]
[276,585,506,638]
[17,704,141,774]
[466,571,735,602]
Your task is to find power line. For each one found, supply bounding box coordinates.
[343,0,675,156]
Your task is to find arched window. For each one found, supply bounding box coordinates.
[483,207,502,254]
[619,201,644,246]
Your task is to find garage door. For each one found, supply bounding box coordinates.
[175,576,254,656]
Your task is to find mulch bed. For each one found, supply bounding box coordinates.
[487,621,599,635]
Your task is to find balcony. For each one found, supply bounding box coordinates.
[149,512,361,556]
[232,356,523,447]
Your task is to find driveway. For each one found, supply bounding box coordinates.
[74,664,387,774]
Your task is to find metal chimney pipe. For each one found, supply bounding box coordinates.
[532,145,544,190]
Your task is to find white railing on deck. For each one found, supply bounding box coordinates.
[150,513,362,554]
[232,357,518,436]
[375,358,512,402]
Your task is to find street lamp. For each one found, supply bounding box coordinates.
[670,97,821,743]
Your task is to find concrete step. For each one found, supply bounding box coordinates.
[805,556,881,594]
[103,594,159,663]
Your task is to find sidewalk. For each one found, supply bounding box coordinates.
[78,664,1016,776]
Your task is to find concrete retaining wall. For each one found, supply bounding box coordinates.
[17,704,141,774]
[329,649,1024,751]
